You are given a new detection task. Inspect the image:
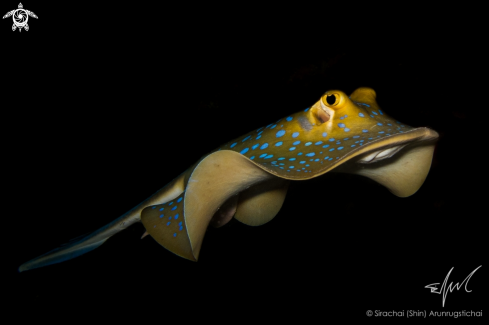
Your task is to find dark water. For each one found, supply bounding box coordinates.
[3,2,484,322]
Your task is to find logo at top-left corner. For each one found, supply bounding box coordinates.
[3,3,38,32]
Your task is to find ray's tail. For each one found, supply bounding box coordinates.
[19,172,190,272]
[18,210,141,272]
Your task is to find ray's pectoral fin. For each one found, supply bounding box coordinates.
[141,150,275,261]
[234,177,290,226]
[337,131,437,197]
[209,177,290,228]
[140,192,196,261]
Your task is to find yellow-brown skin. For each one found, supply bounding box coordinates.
[216,87,427,178]
[19,88,438,271]
[140,87,438,261]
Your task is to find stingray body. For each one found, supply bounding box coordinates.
[19,87,438,271]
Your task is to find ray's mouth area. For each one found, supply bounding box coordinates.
[357,145,405,164]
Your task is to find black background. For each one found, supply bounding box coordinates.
[3,1,485,322]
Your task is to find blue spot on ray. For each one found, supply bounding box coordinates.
[322,144,329,148]
[264,154,273,159]
[315,141,323,145]
[278,157,285,160]
[289,158,296,161]
[338,123,345,128]
[260,143,269,149]
[177,197,182,203]
[276,130,285,137]
[275,142,283,146]
[289,147,296,151]
[305,142,312,146]
[160,214,164,218]
[293,141,300,145]
[256,135,262,140]
[230,142,237,148]
[171,206,177,210]
[358,113,365,117]
[259,153,267,158]
[322,132,328,137]
[240,148,249,154]
[362,129,368,133]
[159,208,164,211]
[175,214,179,219]
[292,132,299,138]
[242,136,251,142]
[286,116,293,121]
[252,144,259,150]
[250,156,255,160]
[305,153,315,157]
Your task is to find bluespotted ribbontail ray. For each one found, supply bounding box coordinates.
[19,87,438,271]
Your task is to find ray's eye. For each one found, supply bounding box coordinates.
[326,94,336,105]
